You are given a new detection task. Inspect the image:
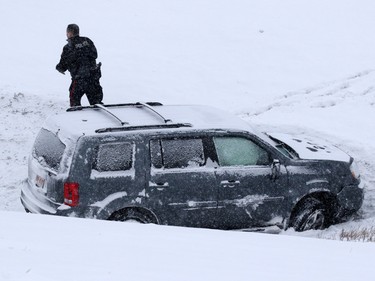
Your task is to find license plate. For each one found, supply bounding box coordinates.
[35,175,45,188]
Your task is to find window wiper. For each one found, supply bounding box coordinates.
[264,133,299,159]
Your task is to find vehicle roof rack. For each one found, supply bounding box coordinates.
[66,102,163,112]
[95,123,193,133]
[66,102,171,125]
[135,102,171,123]
[94,103,129,125]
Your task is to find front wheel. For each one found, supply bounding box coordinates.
[290,198,331,232]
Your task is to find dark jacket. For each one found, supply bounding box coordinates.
[56,36,98,79]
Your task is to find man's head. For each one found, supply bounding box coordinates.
[66,24,79,39]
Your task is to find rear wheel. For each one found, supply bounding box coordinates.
[108,208,157,224]
[290,198,330,232]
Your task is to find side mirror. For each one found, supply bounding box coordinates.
[271,159,281,180]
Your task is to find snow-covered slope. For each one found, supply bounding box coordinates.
[2,0,375,112]
[0,90,65,212]
[244,70,375,223]
[2,71,374,237]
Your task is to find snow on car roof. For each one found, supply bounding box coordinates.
[43,103,256,138]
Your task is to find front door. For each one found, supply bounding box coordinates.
[213,136,287,229]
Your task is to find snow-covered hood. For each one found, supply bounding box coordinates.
[267,133,351,163]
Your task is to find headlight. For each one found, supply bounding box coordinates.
[350,159,361,181]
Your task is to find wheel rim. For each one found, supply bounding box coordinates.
[302,209,325,231]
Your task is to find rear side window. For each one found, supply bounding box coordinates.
[150,138,205,169]
[93,142,133,172]
[33,128,66,171]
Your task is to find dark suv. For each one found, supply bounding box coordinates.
[21,102,363,231]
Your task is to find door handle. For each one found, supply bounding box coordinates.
[220,180,240,188]
[149,181,169,188]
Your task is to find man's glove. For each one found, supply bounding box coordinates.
[56,64,65,75]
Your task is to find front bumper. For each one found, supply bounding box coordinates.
[337,184,364,215]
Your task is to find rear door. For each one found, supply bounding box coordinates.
[147,136,218,228]
[72,137,146,207]
[213,135,288,229]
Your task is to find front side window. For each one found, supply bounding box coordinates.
[213,137,270,166]
[150,138,205,169]
[33,128,66,171]
[93,142,133,172]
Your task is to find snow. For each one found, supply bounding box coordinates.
[1,0,375,280]
[228,194,269,209]
[267,132,352,162]
[46,104,258,137]
[1,211,374,281]
[90,191,128,210]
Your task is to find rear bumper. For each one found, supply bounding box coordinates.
[20,180,58,215]
[20,180,104,219]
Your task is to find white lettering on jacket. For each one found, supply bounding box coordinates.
[75,41,90,49]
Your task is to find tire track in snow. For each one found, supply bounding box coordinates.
[248,70,375,116]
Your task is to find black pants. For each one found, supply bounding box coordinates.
[69,77,103,107]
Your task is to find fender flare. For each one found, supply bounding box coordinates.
[287,183,339,229]
[90,192,159,223]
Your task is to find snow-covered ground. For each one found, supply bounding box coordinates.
[1,0,375,280]
[1,211,375,281]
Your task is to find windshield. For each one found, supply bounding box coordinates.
[33,128,66,171]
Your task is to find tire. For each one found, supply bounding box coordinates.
[108,208,157,224]
[290,198,330,232]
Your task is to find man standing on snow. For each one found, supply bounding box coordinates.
[56,24,104,107]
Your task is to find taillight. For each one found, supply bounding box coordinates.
[64,182,79,207]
